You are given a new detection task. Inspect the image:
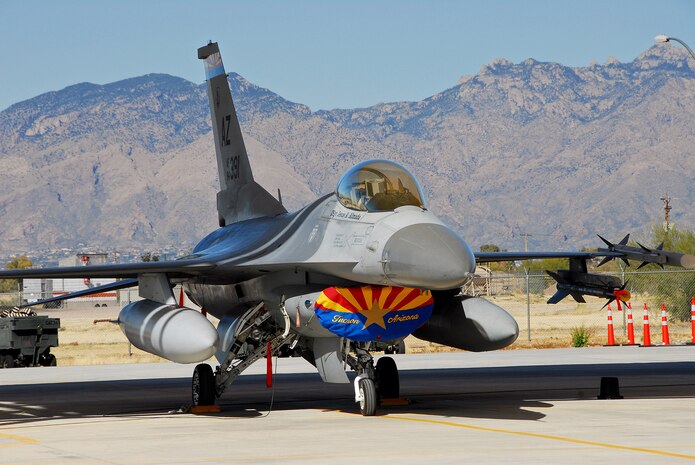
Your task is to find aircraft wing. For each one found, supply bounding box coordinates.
[0,258,217,279]
[475,234,695,268]
[0,255,357,288]
[474,234,695,305]
[475,251,617,263]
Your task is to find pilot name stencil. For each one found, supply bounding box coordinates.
[329,209,363,221]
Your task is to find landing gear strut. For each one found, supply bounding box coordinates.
[349,345,400,416]
[190,302,296,408]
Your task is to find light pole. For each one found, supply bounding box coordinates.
[654,35,695,61]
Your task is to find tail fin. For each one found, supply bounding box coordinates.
[197,42,286,226]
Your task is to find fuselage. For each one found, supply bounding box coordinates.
[185,192,476,330]
[77,43,520,379]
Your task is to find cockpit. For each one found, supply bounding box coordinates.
[336,160,426,212]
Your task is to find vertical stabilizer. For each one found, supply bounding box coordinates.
[198,42,286,226]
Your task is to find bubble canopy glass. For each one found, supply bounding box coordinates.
[336,160,427,212]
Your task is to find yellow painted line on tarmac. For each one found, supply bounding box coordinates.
[381,415,695,461]
[198,451,438,463]
[0,431,38,449]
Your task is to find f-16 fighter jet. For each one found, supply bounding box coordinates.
[2,42,693,415]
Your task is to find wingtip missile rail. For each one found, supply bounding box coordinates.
[547,232,695,305]
[597,234,695,269]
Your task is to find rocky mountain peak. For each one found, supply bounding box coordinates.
[634,44,693,71]
[0,45,693,258]
[478,57,513,76]
[225,72,312,120]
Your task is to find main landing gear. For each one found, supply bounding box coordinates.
[191,302,296,408]
[192,363,216,407]
[349,345,401,416]
[188,299,401,418]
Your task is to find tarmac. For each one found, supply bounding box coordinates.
[0,346,694,464]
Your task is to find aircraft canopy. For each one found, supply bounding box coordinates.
[336,160,426,212]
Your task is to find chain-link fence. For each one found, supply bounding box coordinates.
[2,271,695,365]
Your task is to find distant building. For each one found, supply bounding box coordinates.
[58,253,110,267]
[24,253,117,307]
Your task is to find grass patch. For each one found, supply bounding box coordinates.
[570,325,594,347]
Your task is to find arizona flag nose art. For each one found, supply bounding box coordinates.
[314,286,434,341]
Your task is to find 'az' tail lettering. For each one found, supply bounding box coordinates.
[197,42,286,226]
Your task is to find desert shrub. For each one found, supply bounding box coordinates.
[571,325,593,347]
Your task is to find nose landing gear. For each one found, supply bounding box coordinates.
[349,345,401,416]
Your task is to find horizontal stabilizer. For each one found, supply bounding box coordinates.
[0,258,216,280]
[21,278,138,308]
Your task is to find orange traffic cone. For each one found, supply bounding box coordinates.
[178,286,185,307]
[661,304,670,346]
[626,302,635,345]
[642,303,652,347]
[606,304,616,346]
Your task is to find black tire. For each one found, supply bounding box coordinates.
[192,363,216,406]
[44,354,57,367]
[358,377,377,416]
[1,354,15,369]
[376,356,400,399]
[397,342,406,354]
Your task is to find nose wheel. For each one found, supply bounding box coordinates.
[350,345,401,416]
[357,377,377,416]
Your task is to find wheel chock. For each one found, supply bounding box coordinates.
[380,397,410,406]
[190,405,221,414]
[597,377,623,400]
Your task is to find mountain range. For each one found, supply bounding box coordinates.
[0,45,693,260]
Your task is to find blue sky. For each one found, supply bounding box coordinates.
[0,0,693,112]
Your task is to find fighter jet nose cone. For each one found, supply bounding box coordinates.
[383,223,475,290]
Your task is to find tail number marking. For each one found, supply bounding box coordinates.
[225,154,240,181]
[220,114,231,146]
